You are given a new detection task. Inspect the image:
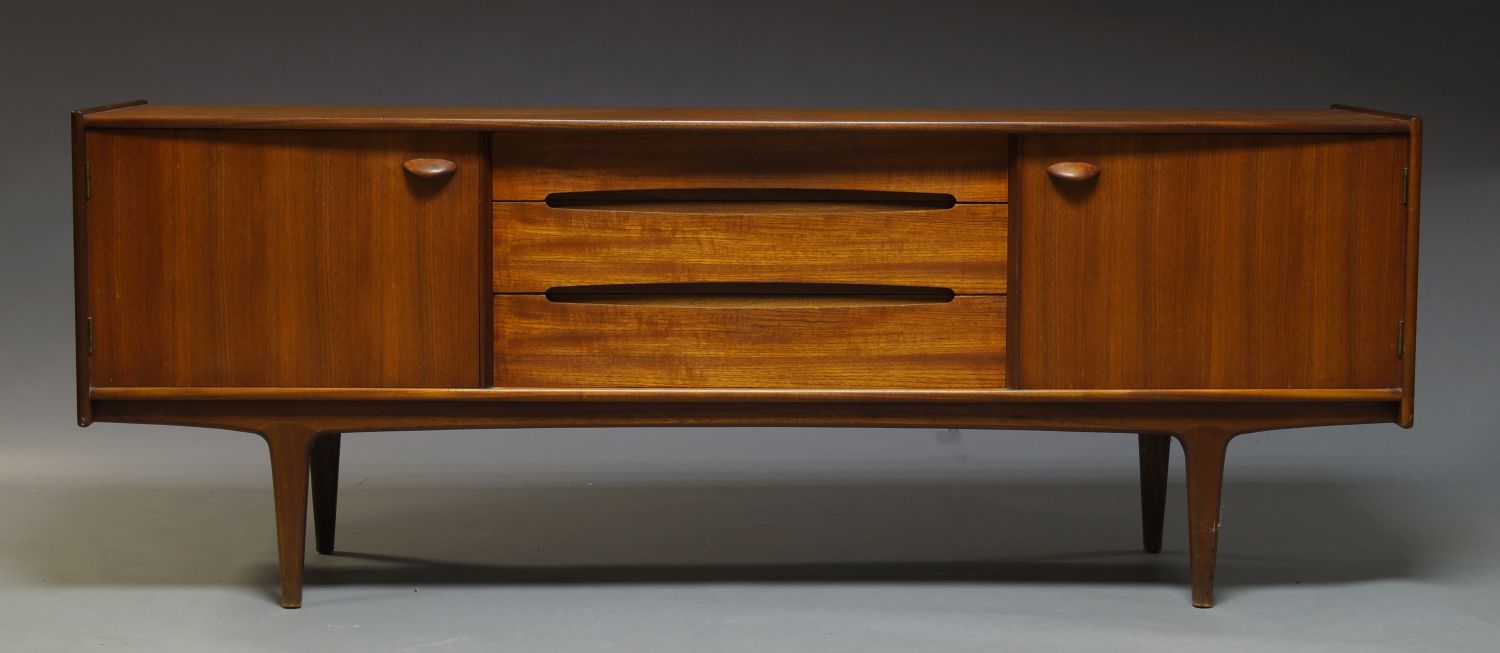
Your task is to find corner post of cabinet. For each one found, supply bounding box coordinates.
[71,109,94,426]
[1005,133,1021,389]
[478,131,494,388]
[1399,116,1422,427]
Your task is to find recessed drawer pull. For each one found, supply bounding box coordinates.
[543,282,957,307]
[1046,161,1100,181]
[544,189,958,210]
[403,158,458,178]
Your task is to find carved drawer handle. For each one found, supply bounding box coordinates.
[403,158,457,178]
[1046,161,1100,182]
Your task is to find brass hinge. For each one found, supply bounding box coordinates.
[85,162,92,201]
[1402,167,1409,206]
[87,316,94,356]
[1396,319,1405,358]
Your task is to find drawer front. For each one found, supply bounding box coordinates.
[494,203,1008,294]
[492,130,1008,202]
[494,295,1007,388]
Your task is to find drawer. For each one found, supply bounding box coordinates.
[494,295,1007,388]
[493,202,1008,294]
[492,130,1008,201]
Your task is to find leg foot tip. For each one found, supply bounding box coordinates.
[280,600,303,609]
[1191,599,1214,608]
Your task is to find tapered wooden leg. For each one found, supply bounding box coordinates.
[1138,433,1171,554]
[1174,426,1237,608]
[311,433,341,555]
[262,425,321,609]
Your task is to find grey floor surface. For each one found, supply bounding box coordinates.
[2,431,1498,652]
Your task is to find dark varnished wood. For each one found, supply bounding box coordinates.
[1016,134,1408,390]
[86,129,485,388]
[1138,433,1171,554]
[492,130,1009,202]
[310,433,341,555]
[83,105,1411,133]
[494,202,1008,294]
[494,295,1007,389]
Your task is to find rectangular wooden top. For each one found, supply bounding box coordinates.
[79,103,1413,133]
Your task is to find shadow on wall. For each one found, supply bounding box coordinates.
[3,477,1441,605]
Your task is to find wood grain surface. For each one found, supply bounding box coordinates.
[69,103,1423,609]
[89,386,1400,403]
[494,202,1008,293]
[492,130,1009,201]
[72,100,148,425]
[494,295,1007,388]
[86,129,485,387]
[82,104,1411,133]
[1015,134,1407,389]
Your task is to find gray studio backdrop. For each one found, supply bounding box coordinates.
[2,0,1497,488]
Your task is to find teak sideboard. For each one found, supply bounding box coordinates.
[70,102,1422,608]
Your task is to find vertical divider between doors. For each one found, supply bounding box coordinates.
[479,132,495,388]
[1006,134,1022,389]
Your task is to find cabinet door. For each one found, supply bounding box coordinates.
[1015,134,1407,389]
[87,130,484,388]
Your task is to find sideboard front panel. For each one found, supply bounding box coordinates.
[1015,134,1407,390]
[86,129,485,388]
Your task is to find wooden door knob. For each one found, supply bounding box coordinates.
[1046,161,1100,182]
[403,158,457,178]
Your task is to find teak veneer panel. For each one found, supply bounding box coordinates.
[1015,134,1407,389]
[87,129,485,388]
[491,130,1009,201]
[494,295,1007,389]
[493,203,1008,294]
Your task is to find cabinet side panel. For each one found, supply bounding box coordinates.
[87,129,483,388]
[1016,134,1407,390]
[71,116,91,422]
